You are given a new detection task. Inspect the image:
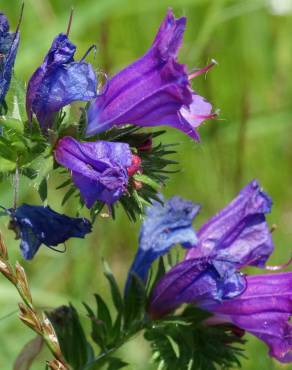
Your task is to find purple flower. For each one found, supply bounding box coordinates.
[126,196,200,287]
[86,9,215,141]
[0,12,20,104]
[148,180,274,318]
[26,33,97,130]
[54,136,132,208]
[204,273,292,363]
[186,179,274,268]
[7,204,92,260]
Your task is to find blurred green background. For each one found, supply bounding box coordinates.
[0,0,292,368]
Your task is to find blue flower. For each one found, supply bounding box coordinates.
[26,33,97,130]
[7,204,92,260]
[0,12,21,105]
[126,196,200,287]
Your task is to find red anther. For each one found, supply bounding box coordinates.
[138,137,153,152]
[127,154,142,176]
[133,180,143,190]
[231,326,245,338]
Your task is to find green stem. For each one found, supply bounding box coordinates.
[82,326,143,370]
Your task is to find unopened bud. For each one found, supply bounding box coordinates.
[231,326,245,338]
[127,154,142,176]
[138,137,152,152]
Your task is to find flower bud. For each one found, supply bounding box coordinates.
[127,154,142,176]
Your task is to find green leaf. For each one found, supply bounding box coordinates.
[0,157,16,172]
[133,174,160,190]
[38,177,48,202]
[47,305,94,370]
[107,357,128,370]
[94,294,112,332]
[62,186,77,206]
[144,306,244,370]
[83,302,107,351]
[103,260,124,313]
[0,118,24,134]
[28,152,54,190]
[124,273,146,330]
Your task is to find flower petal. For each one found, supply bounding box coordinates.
[205,273,292,363]
[9,204,92,260]
[54,137,131,207]
[127,196,199,285]
[0,13,20,104]
[186,180,274,268]
[148,257,246,319]
[86,10,213,141]
[26,33,97,129]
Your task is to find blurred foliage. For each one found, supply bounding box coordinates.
[0,0,292,369]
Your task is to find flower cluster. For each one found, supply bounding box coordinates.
[0,5,290,370]
[0,8,216,260]
[127,180,291,363]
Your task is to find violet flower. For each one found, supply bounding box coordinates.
[86,9,215,141]
[26,33,97,130]
[0,12,21,105]
[148,180,274,317]
[186,179,274,268]
[146,181,292,362]
[204,273,292,363]
[54,136,132,208]
[127,196,200,287]
[7,204,92,260]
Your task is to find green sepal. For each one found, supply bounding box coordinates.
[47,305,95,370]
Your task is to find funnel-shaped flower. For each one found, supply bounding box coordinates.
[0,12,20,104]
[54,136,132,208]
[204,273,292,363]
[148,180,274,318]
[186,179,274,268]
[127,196,200,287]
[7,204,92,260]
[26,33,97,130]
[86,9,214,141]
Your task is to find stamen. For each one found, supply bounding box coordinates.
[66,8,74,37]
[188,59,217,80]
[265,255,292,271]
[192,112,218,120]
